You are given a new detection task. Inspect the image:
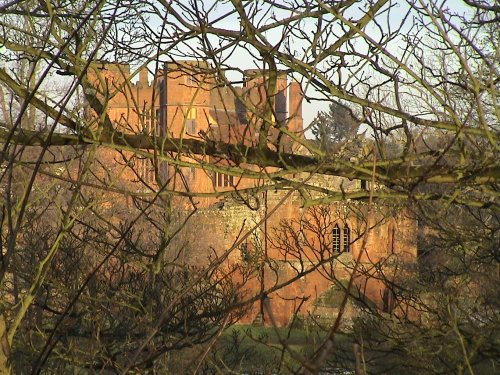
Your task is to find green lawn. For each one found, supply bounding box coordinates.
[208,324,355,374]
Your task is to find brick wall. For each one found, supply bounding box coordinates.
[87,61,418,326]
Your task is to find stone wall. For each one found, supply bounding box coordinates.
[170,188,417,326]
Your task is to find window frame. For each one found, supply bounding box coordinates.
[185,119,196,134]
[343,225,350,252]
[213,172,234,187]
[333,224,341,253]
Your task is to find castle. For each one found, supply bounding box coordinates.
[88,61,417,326]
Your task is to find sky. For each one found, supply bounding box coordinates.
[139,0,471,129]
[2,0,473,135]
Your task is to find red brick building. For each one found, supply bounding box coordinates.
[88,61,417,326]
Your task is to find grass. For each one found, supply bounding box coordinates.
[210,324,355,374]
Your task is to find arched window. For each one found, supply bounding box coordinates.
[333,224,341,252]
[343,225,350,252]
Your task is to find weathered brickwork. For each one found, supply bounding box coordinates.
[91,61,418,326]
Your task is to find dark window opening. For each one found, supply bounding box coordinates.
[158,80,166,136]
[383,288,395,313]
[155,108,163,136]
[186,119,196,134]
[275,90,287,123]
[158,161,169,183]
[333,224,341,252]
[343,225,350,252]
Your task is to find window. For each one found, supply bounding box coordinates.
[209,124,219,139]
[185,74,197,86]
[158,161,169,183]
[224,174,234,187]
[139,110,151,133]
[383,288,394,313]
[186,119,196,134]
[185,107,196,134]
[187,107,196,119]
[139,158,157,184]
[213,172,234,187]
[155,108,163,136]
[343,225,350,252]
[157,79,166,135]
[333,224,340,252]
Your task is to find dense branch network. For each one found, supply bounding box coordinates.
[0,0,498,373]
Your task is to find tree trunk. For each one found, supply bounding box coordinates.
[0,314,11,375]
[354,343,364,375]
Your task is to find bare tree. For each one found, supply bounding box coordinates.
[0,0,498,373]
